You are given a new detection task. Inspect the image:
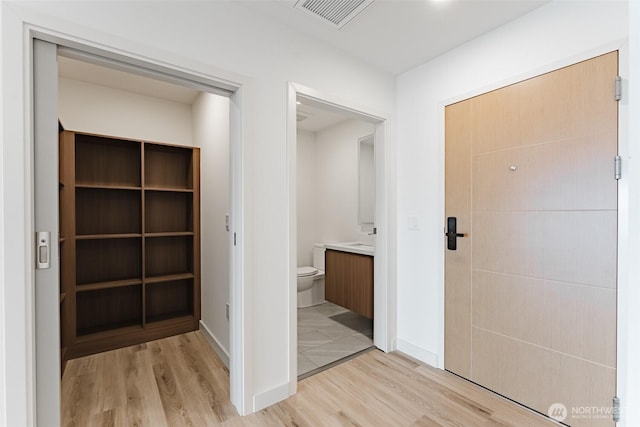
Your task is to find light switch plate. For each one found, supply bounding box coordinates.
[408,216,420,231]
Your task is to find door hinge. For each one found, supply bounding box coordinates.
[613,396,620,422]
[615,155,622,180]
[233,232,237,246]
[615,76,622,101]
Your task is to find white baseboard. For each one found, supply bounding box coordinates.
[253,382,290,412]
[199,320,230,369]
[396,339,439,368]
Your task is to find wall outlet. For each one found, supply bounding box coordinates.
[226,303,230,320]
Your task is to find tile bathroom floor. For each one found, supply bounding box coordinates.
[297,301,373,377]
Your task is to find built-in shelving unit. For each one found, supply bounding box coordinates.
[59,127,70,373]
[59,130,200,360]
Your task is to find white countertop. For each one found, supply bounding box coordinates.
[324,242,374,256]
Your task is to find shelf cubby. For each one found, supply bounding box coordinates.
[144,144,193,190]
[76,286,142,336]
[76,187,141,235]
[75,134,141,187]
[76,238,142,286]
[145,279,194,323]
[145,190,193,233]
[145,235,193,278]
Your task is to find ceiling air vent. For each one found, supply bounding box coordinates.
[294,0,374,29]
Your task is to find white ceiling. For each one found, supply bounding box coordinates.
[296,101,350,132]
[58,0,550,118]
[242,0,549,75]
[58,56,200,104]
[59,56,360,133]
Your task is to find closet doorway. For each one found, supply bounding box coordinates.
[33,39,244,424]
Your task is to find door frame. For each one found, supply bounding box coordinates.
[286,82,395,394]
[437,41,630,417]
[15,23,252,424]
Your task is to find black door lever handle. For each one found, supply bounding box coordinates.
[446,217,464,250]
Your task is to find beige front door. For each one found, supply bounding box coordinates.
[445,52,618,427]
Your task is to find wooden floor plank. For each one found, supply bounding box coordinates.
[61,331,557,426]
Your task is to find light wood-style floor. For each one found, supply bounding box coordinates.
[61,331,557,426]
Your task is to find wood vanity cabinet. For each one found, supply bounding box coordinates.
[325,249,373,319]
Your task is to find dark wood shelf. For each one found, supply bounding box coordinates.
[145,232,194,238]
[76,233,142,240]
[145,273,194,284]
[59,130,73,376]
[69,315,195,359]
[76,320,142,338]
[76,184,141,191]
[142,312,199,329]
[76,278,142,292]
[145,187,194,193]
[74,323,143,344]
[61,130,200,360]
[146,312,192,324]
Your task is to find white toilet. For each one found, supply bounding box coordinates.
[297,244,325,308]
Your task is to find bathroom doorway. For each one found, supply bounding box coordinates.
[288,85,392,382]
[295,99,375,377]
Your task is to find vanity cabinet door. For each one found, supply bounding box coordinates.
[325,249,373,319]
[346,253,373,319]
[325,249,347,308]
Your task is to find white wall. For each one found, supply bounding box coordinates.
[192,92,231,367]
[58,78,193,146]
[296,130,317,267]
[1,1,395,422]
[396,0,632,412]
[0,2,6,424]
[297,120,374,267]
[316,119,375,244]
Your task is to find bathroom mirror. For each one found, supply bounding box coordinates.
[358,134,375,226]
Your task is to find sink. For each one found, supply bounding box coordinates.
[324,242,374,256]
